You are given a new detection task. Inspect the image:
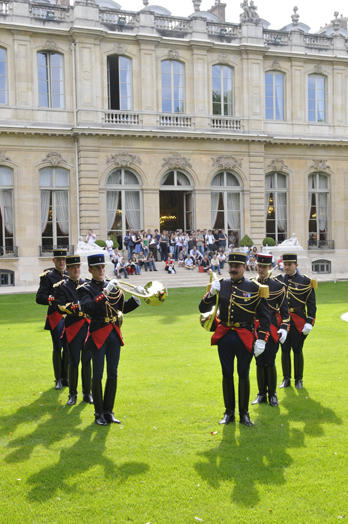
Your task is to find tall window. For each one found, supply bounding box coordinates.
[0,167,14,249]
[308,173,329,243]
[0,48,7,104]
[308,75,325,122]
[106,169,142,242]
[160,171,193,231]
[265,172,288,244]
[211,172,241,247]
[161,60,184,113]
[40,167,69,248]
[38,52,64,108]
[265,72,284,120]
[212,65,233,116]
[107,55,132,110]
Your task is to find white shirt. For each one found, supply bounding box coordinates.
[86,233,96,244]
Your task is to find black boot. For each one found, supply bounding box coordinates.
[251,366,267,404]
[279,352,291,388]
[67,366,78,405]
[92,380,108,426]
[82,364,93,404]
[294,353,304,389]
[239,377,253,426]
[267,365,278,406]
[52,351,62,390]
[103,378,120,424]
[219,376,235,424]
[61,347,69,387]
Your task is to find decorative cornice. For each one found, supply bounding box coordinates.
[0,150,12,163]
[309,159,330,172]
[44,152,66,166]
[212,155,242,170]
[266,158,288,172]
[162,152,192,170]
[106,153,142,167]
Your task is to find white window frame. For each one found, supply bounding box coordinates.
[38,51,64,109]
[212,64,233,116]
[161,60,184,114]
[0,47,7,105]
[107,55,132,110]
[211,171,242,246]
[0,166,14,248]
[308,74,326,123]
[40,167,70,247]
[265,71,284,121]
[265,172,288,244]
[308,172,330,243]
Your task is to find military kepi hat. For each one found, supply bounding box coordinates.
[256,253,273,266]
[66,255,82,266]
[282,253,297,263]
[87,253,106,267]
[53,248,67,258]
[228,252,247,264]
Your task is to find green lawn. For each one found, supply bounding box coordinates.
[0,282,347,524]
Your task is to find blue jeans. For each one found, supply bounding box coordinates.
[135,264,140,275]
[197,245,204,255]
[148,260,157,271]
[128,245,134,260]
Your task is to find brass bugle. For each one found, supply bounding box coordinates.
[116,279,167,306]
[200,271,220,331]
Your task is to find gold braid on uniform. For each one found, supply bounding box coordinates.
[105,288,125,317]
[287,282,313,306]
[228,286,261,317]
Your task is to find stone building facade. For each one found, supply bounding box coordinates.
[0,0,347,285]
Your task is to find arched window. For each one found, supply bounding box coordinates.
[308,173,329,246]
[38,51,64,108]
[40,167,69,249]
[159,170,193,231]
[265,172,288,244]
[212,65,233,116]
[107,55,132,110]
[211,171,241,247]
[0,47,7,104]
[308,75,325,122]
[0,166,14,251]
[106,169,142,242]
[161,60,184,113]
[265,71,284,120]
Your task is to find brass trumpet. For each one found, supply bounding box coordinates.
[199,272,220,331]
[115,280,167,306]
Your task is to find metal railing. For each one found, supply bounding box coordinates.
[308,239,334,250]
[39,245,74,256]
[210,117,243,131]
[158,114,193,127]
[0,245,18,257]
[103,111,141,125]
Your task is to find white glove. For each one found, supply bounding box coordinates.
[132,295,141,306]
[133,286,145,295]
[104,279,118,296]
[302,323,313,335]
[277,328,288,344]
[210,280,220,296]
[254,339,266,357]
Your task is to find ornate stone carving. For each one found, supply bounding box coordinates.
[218,54,229,63]
[44,39,57,50]
[240,0,260,24]
[266,159,288,172]
[314,64,323,74]
[162,153,192,170]
[106,153,142,167]
[271,59,282,70]
[291,6,299,27]
[0,150,11,163]
[114,43,127,54]
[168,48,179,60]
[310,159,331,172]
[212,155,242,170]
[332,11,340,33]
[44,152,66,166]
[192,0,202,12]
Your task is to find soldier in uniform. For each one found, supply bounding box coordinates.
[275,253,317,389]
[251,253,290,407]
[53,255,93,406]
[77,253,142,426]
[36,248,69,390]
[199,252,271,427]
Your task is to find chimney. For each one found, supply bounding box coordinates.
[208,0,226,22]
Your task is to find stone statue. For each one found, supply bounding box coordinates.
[279,233,300,247]
[240,0,260,23]
[75,236,105,255]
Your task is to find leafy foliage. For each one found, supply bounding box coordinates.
[263,236,276,246]
[239,234,253,247]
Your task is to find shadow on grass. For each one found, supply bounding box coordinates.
[26,423,150,502]
[194,389,342,507]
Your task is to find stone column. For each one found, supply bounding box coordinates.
[143,187,160,231]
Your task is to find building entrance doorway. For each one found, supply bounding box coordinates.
[159,190,193,231]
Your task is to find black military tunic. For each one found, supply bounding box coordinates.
[36,267,68,332]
